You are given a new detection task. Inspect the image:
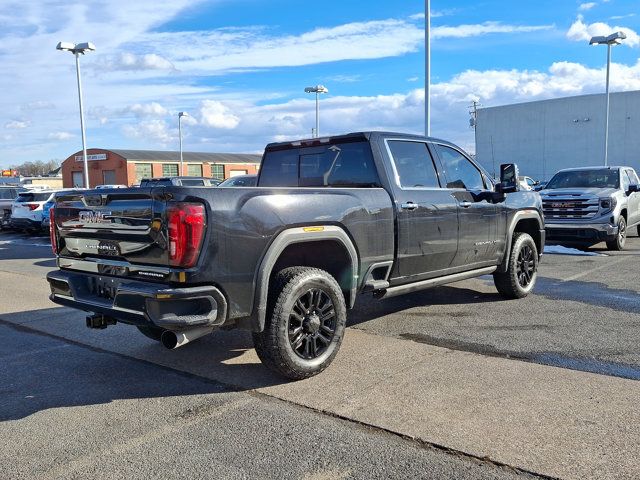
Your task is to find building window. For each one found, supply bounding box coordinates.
[187,164,202,177]
[72,171,85,188]
[162,164,178,177]
[135,163,152,183]
[211,164,224,180]
[102,170,116,185]
[229,170,248,177]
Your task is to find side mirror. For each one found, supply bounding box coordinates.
[628,184,639,194]
[533,180,540,186]
[499,163,520,194]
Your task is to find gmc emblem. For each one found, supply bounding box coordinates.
[551,202,574,208]
[79,211,111,223]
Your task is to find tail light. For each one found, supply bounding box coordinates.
[167,203,206,268]
[26,203,39,211]
[49,208,58,254]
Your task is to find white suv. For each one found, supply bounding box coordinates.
[11,190,60,232]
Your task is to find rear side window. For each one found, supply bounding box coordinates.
[259,141,380,188]
[387,140,439,188]
[435,144,485,190]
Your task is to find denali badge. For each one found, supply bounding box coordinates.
[79,210,111,223]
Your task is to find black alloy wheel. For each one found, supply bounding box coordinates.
[288,288,336,360]
[516,243,536,288]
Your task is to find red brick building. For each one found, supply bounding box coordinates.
[61,148,262,188]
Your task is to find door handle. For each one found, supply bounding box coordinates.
[459,201,472,208]
[400,202,419,211]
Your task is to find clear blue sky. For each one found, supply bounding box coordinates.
[1,0,638,166]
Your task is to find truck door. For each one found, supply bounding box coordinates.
[625,169,640,226]
[432,143,504,269]
[385,139,459,284]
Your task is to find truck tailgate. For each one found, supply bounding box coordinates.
[53,189,168,267]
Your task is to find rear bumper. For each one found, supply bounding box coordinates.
[46,269,227,330]
[545,222,617,243]
[10,217,43,230]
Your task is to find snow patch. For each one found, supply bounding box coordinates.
[544,245,605,256]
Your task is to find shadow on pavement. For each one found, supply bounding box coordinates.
[0,313,287,421]
[347,286,503,327]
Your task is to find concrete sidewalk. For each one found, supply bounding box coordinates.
[1,269,638,479]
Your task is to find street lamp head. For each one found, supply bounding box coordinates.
[305,85,329,94]
[178,111,189,118]
[56,41,75,51]
[590,31,627,45]
[56,41,96,54]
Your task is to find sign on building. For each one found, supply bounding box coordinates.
[75,153,107,162]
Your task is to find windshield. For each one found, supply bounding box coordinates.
[545,169,619,189]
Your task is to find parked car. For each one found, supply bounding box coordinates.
[518,176,539,191]
[11,190,62,232]
[540,166,640,250]
[218,174,257,187]
[139,177,218,187]
[0,186,25,229]
[47,131,544,380]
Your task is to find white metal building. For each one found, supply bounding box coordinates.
[475,90,640,181]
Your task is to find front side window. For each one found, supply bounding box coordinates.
[622,171,631,191]
[387,140,439,188]
[626,169,639,185]
[435,144,485,190]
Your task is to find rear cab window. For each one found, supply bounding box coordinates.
[259,141,381,188]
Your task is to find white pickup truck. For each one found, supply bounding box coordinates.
[540,166,640,250]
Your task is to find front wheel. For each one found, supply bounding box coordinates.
[493,232,538,299]
[253,267,347,380]
[606,216,626,251]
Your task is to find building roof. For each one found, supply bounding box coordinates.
[109,149,262,164]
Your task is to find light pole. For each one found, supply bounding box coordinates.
[304,85,328,138]
[589,31,626,167]
[56,41,95,188]
[425,0,431,137]
[178,112,189,176]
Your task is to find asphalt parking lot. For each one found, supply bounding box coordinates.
[0,230,639,479]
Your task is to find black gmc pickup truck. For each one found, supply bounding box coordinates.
[47,132,545,379]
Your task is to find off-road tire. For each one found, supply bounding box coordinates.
[136,325,165,341]
[606,216,626,251]
[252,267,347,380]
[493,232,538,299]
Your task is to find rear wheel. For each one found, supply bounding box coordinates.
[606,216,626,251]
[493,232,538,299]
[252,267,347,380]
[136,325,165,341]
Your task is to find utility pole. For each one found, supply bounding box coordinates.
[425,0,431,137]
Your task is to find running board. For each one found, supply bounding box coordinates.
[375,267,497,299]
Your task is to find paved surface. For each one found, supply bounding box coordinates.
[0,231,639,479]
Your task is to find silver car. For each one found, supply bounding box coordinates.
[540,166,640,250]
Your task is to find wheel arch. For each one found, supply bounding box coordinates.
[251,226,358,332]
[499,211,544,272]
